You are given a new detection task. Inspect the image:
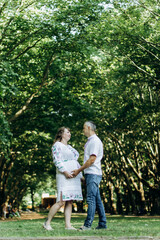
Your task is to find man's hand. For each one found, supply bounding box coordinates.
[71,169,80,177]
[63,171,73,178]
[72,155,96,178]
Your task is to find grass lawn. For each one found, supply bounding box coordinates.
[0,213,160,238]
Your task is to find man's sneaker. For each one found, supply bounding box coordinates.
[43,222,53,231]
[79,225,91,230]
[95,225,107,230]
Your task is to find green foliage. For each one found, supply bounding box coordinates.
[0,0,104,211]
[0,0,160,215]
[0,110,12,154]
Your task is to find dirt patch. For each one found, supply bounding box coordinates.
[1,211,160,222]
[20,211,45,220]
[0,211,45,221]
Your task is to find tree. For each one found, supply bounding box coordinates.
[0,0,104,215]
[1,0,160,216]
[90,0,160,214]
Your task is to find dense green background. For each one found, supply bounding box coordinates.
[0,0,160,216]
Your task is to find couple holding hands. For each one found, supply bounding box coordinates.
[43,121,107,231]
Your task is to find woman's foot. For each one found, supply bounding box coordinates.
[65,226,77,230]
[43,222,53,231]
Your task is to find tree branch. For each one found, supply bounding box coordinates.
[136,43,160,62]
[140,36,160,50]
[110,134,158,190]
[13,39,41,60]
[8,55,56,122]
[137,1,160,18]
[19,1,37,13]
[127,56,160,82]
[6,29,41,57]
[0,0,37,44]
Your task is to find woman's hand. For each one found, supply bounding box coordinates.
[63,171,73,179]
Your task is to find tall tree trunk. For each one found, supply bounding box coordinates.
[108,181,116,214]
[0,155,14,217]
[31,188,35,211]
[114,184,124,215]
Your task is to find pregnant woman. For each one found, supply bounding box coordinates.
[43,127,83,230]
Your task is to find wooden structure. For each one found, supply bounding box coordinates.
[41,195,57,209]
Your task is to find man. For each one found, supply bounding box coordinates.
[72,121,107,230]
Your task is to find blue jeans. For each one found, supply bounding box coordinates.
[84,174,107,228]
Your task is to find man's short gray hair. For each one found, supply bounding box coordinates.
[85,121,96,131]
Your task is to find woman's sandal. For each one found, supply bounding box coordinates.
[65,226,77,230]
[43,222,53,231]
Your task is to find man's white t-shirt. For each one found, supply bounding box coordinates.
[84,134,103,175]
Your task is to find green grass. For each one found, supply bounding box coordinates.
[0,213,160,238]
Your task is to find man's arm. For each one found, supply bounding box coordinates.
[72,155,96,177]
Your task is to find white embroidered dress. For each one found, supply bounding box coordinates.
[52,141,83,202]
